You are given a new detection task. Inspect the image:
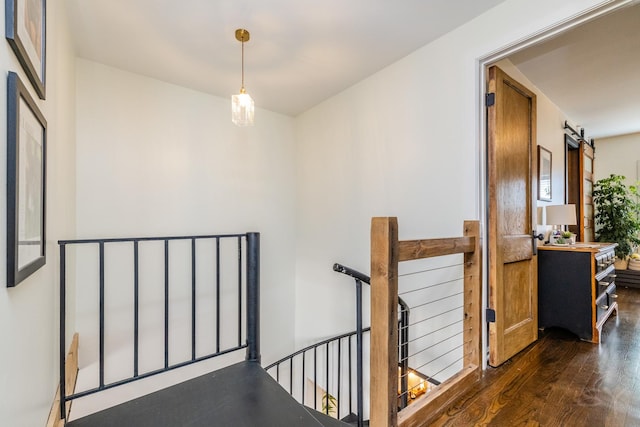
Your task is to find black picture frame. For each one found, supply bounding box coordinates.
[7,71,46,287]
[5,0,46,99]
[538,145,552,201]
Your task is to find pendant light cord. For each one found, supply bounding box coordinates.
[241,36,245,91]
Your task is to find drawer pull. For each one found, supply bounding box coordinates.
[599,281,608,286]
[611,294,618,299]
[601,304,609,310]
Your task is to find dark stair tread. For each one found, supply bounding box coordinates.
[340,413,370,426]
[67,361,344,427]
[306,408,351,426]
[305,407,349,427]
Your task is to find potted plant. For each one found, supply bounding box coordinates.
[593,174,640,266]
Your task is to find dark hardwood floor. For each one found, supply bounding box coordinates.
[431,286,640,427]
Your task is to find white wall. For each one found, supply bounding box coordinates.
[293,0,605,346]
[594,132,640,184]
[0,1,76,426]
[75,59,297,367]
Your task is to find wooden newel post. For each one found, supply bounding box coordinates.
[463,220,482,369]
[370,217,399,427]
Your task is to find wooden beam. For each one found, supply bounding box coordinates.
[370,217,399,427]
[398,236,475,262]
[398,365,481,427]
[371,219,482,426]
[463,221,482,367]
[398,221,483,427]
[47,333,79,427]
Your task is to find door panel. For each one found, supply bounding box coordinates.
[502,236,533,263]
[566,135,581,238]
[487,65,538,367]
[582,142,595,242]
[503,262,533,328]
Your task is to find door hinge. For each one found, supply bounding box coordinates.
[485,93,495,107]
[486,308,496,323]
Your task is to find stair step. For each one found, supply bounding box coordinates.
[306,408,351,426]
[66,361,335,427]
[340,413,370,426]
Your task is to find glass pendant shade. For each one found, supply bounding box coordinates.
[231,89,254,127]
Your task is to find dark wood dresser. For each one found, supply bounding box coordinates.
[538,243,617,343]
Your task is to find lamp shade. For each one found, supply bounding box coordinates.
[545,204,577,226]
[231,91,254,126]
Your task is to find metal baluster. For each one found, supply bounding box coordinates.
[356,279,363,427]
[59,244,67,421]
[337,338,341,419]
[246,232,260,362]
[216,237,221,354]
[134,241,139,377]
[192,238,197,361]
[302,352,306,405]
[325,343,330,414]
[349,335,353,417]
[99,242,105,387]
[238,236,243,347]
[164,240,169,369]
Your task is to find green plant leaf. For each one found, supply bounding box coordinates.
[594,174,640,258]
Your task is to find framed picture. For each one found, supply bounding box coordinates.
[7,71,47,287]
[538,145,552,201]
[5,0,46,99]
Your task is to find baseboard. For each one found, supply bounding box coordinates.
[46,333,79,427]
[616,269,640,288]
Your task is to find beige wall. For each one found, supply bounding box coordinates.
[594,132,640,185]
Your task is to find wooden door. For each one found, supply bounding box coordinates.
[566,135,581,238]
[581,142,595,242]
[565,136,594,242]
[487,66,538,367]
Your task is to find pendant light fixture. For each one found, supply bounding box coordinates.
[231,28,254,126]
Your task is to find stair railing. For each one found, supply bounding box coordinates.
[369,218,481,427]
[264,326,370,422]
[331,263,367,427]
[58,232,260,424]
[265,262,410,426]
[332,264,412,419]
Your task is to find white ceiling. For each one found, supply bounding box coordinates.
[64,0,507,116]
[65,1,639,138]
[508,3,640,139]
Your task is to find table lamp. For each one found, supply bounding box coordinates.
[546,204,577,244]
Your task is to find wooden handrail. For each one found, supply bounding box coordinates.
[398,236,475,262]
[370,218,482,427]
